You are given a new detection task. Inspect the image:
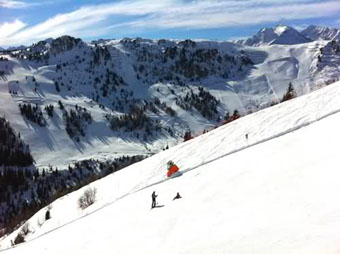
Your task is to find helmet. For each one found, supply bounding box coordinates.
[167,160,174,169]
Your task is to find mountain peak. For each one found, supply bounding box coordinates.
[274,24,290,36]
[235,24,311,47]
[301,25,340,41]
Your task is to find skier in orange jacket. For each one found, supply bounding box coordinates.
[167,160,179,178]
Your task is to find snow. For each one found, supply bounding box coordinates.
[230,40,329,111]
[1,79,340,253]
[0,54,164,169]
[274,25,289,36]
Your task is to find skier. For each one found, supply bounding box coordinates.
[245,133,248,140]
[167,160,180,178]
[173,192,182,200]
[151,191,157,209]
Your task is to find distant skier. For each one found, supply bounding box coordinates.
[173,192,182,200]
[151,191,158,209]
[167,160,180,178]
[245,133,248,140]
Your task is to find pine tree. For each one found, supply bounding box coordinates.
[183,130,192,142]
[281,82,295,102]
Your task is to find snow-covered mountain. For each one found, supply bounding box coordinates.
[1,34,338,170]
[1,78,340,254]
[235,25,311,46]
[1,28,340,237]
[302,25,340,41]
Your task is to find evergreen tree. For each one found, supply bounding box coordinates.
[184,130,192,142]
[282,82,296,102]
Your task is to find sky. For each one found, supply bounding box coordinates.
[0,0,339,47]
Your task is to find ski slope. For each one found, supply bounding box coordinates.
[1,79,340,253]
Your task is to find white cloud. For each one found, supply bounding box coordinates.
[0,0,29,8]
[1,0,339,46]
[292,24,310,31]
[0,20,26,38]
[128,1,340,29]
[228,36,249,41]
[0,0,172,45]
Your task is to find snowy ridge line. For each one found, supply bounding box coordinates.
[2,103,340,252]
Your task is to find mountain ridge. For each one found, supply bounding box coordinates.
[301,25,340,41]
[233,24,311,46]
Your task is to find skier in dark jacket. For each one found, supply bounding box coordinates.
[173,192,182,200]
[151,191,157,208]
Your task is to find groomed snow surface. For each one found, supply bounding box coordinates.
[2,81,340,254]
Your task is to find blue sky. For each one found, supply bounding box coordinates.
[0,0,339,47]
